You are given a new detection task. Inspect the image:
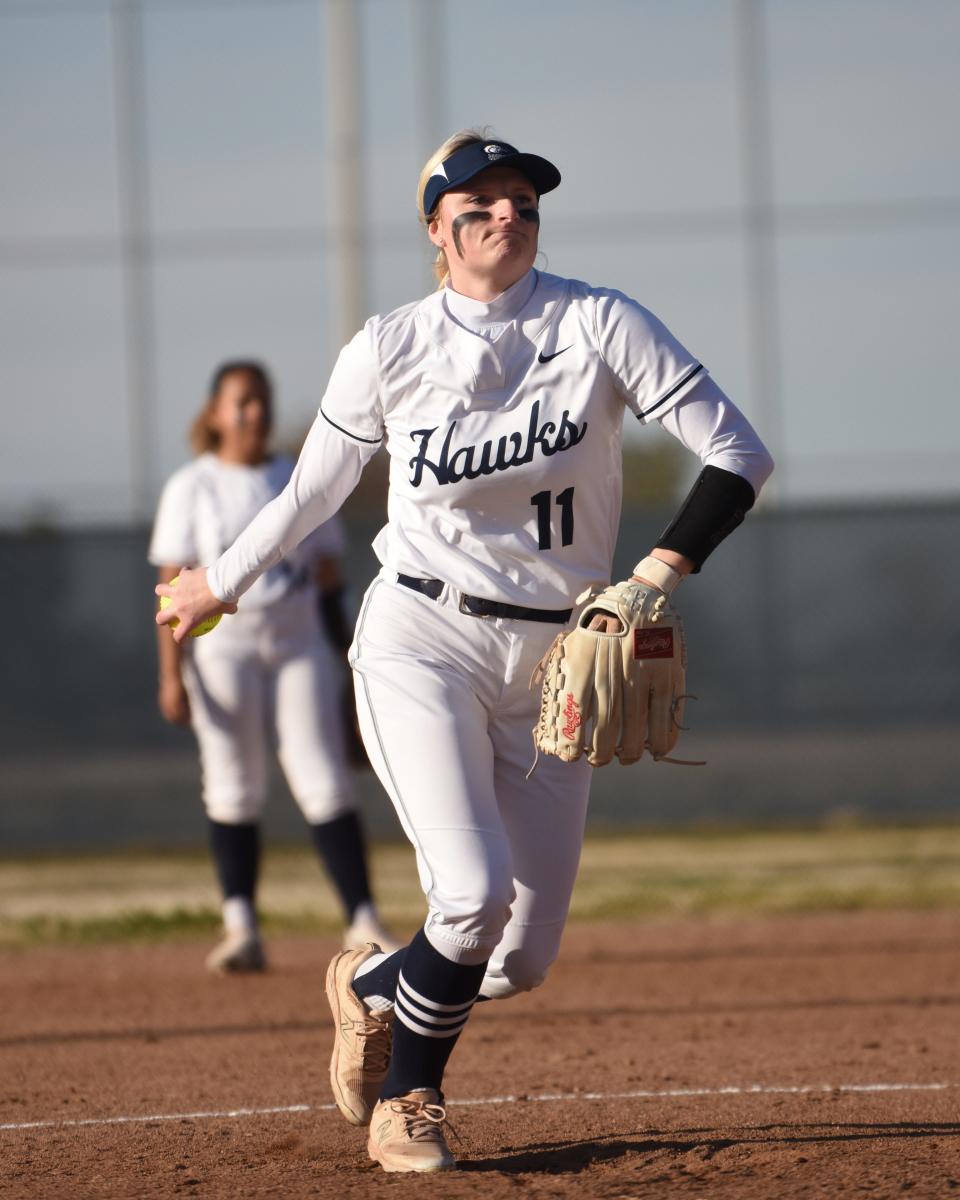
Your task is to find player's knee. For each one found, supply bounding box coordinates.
[472,874,517,942]
[459,874,517,947]
[428,860,516,958]
[295,789,354,824]
[479,942,561,1000]
[204,789,263,825]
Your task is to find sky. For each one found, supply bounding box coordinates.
[1,0,958,528]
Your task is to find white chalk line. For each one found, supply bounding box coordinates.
[2,1081,956,1134]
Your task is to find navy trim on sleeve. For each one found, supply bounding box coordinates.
[637,362,705,420]
[320,407,383,445]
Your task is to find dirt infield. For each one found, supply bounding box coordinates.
[2,911,959,1198]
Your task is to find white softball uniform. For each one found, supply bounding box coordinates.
[351,574,592,998]
[150,454,353,825]
[206,269,773,995]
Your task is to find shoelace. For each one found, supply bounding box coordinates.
[388,1098,458,1144]
[357,1015,392,1074]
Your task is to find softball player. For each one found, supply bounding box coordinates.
[157,132,773,1170]
[150,360,397,973]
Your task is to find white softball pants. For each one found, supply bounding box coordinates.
[182,590,354,825]
[350,573,592,1000]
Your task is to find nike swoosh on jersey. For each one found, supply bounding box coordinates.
[537,346,572,363]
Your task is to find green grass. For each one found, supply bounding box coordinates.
[3,825,960,948]
[4,906,363,947]
[568,826,960,920]
[9,907,224,946]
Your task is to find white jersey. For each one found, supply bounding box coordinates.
[150,452,345,610]
[207,269,772,608]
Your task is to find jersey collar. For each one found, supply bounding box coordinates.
[417,271,568,392]
[442,268,538,334]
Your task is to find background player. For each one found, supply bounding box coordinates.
[150,360,398,972]
[155,132,774,1168]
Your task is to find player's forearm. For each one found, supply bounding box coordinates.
[208,423,372,603]
[650,377,774,574]
[654,465,758,573]
[156,567,185,678]
[631,470,762,590]
[314,556,352,652]
[157,624,185,681]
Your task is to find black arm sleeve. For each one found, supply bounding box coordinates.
[318,585,353,652]
[656,465,757,572]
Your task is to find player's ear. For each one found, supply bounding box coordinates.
[424,206,444,248]
[427,216,444,250]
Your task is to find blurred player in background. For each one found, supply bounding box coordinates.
[150,360,398,972]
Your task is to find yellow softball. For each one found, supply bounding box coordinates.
[159,575,222,638]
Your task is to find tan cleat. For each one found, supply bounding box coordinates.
[367,1089,456,1173]
[205,931,266,974]
[325,943,393,1126]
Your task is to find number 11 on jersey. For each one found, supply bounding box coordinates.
[531,487,574,551]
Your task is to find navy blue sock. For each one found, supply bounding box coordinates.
[309,811,372,921]
[353,947,406,1005]
[208,819,260,901]
[380,928,487,1100]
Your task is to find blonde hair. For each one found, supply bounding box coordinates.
[417,127,495,288]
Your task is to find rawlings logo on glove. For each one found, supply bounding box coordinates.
[531,579,697,768]
[562,693,583,740]
[634,628,674,658]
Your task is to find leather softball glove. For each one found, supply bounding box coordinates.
[531,579,692,767]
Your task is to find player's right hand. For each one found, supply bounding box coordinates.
[158,677,191,726]
[155,566,236,644]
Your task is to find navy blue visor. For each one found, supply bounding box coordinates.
[423,140,561,216]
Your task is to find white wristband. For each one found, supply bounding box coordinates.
[632,556,683,595]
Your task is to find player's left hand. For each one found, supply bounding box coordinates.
[587,574,659,633]
[155,567,236,644]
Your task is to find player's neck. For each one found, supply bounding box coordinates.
[446,262,530,304]
[216,443,268,467]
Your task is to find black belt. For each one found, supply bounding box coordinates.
[396,574,572,625]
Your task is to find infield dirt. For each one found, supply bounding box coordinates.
[2,911,959,1198]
